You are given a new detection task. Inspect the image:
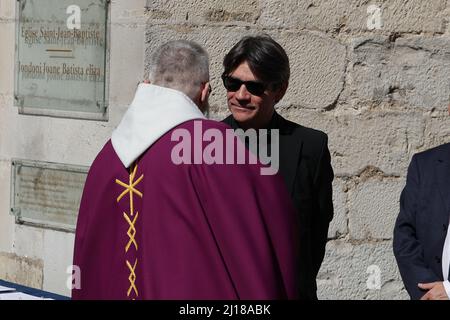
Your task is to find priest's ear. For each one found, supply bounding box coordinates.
[198,82,211,115]
[200,82,211,103]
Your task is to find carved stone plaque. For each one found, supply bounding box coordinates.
[11,159,88,232]
[15,0,109,120]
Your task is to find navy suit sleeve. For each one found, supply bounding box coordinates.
[393,155,440,300]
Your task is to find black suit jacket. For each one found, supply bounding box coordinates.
[393,143,450,300]
[223,112,334,299]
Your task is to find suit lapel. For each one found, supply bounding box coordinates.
[279,133,302,195]
[436,144,450,219]
[275,113,302,195]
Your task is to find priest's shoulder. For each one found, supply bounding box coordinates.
[87,140,119,172]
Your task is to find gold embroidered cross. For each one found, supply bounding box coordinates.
[115,163,143,299]
[123,211,139,252]
[126,259,138,297]
[116,164,144,216]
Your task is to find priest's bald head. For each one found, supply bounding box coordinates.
[147,40,211,114]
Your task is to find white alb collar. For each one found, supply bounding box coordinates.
[111,84,205,168]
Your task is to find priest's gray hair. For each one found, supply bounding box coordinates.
[147,40,209,100]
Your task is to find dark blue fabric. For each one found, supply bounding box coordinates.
[0,279,70,300]
[393,143,450,300]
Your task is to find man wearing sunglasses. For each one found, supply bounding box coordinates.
[222,35,334,300]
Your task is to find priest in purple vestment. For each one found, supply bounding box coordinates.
[72,40,299,300]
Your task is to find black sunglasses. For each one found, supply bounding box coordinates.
[221,74,267,96]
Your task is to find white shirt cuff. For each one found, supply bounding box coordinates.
[443,280,450,299]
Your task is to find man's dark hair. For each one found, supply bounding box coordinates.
[223,34,290,90]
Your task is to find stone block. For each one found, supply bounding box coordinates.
[423,114,450,149]
[328,178,348,239]
[144,0,260,25]
[317,240,408,299]
[345,36,450,110]
[258,0,364,32]
[279,109,425,176]
[348,177,404,240]
[13,225,44,260]
[0,18,14,96]
[278,31,347,110]
[42,230,75,296]
[109,22,146,107]
[0,160,14,253]
[259,0,447,34]
[111,0,147,24]
[0,252,43,289]
[0,0,15,20]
